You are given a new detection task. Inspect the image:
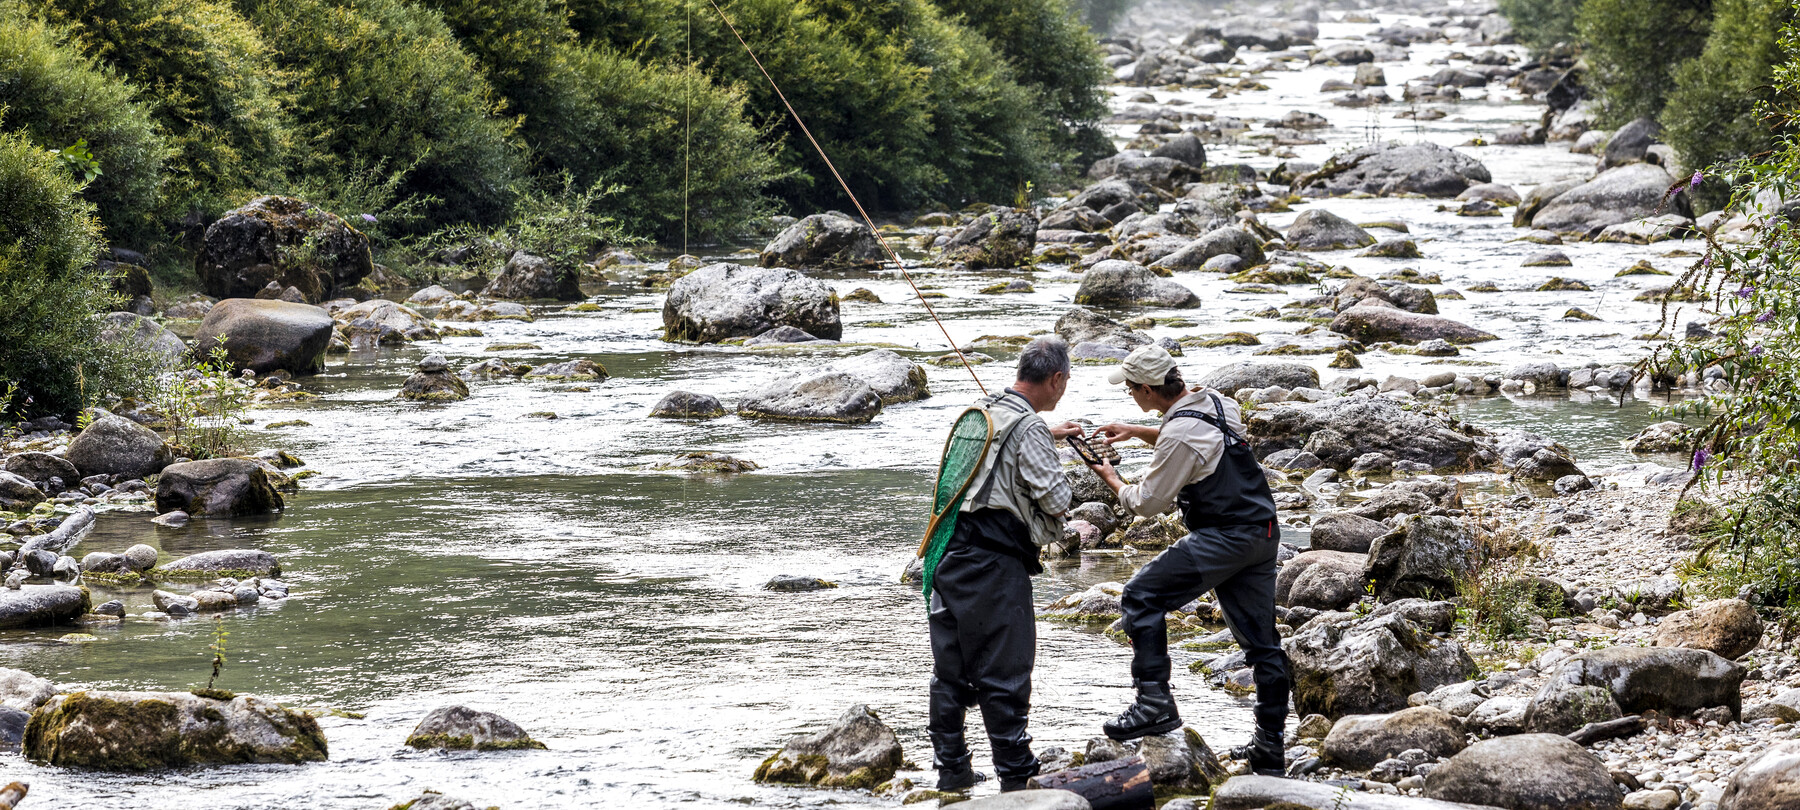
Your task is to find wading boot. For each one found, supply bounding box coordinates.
[1103,680,1182,741]
[1229,728,1286,776]
[935,764,986,792]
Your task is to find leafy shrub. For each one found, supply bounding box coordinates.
[932,0,1110,160]
[423,175,636,279]
[1577,0,1713,125]
[0,129,153,417]
[1496,0,1585,54]
[0,0,168,245]
[1069,0,1136,34]
[156,337,253,459]
[237,0,524,232]
[1661,0,1795,176]
[42,0,292,220]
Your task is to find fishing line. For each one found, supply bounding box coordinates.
[684,0,693,258]
[699,0,989,395]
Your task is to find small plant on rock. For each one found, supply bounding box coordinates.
[156,337,252,459]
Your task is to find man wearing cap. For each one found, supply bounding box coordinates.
[1084,344,1289,775]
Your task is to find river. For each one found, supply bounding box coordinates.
[0,3,1700,807]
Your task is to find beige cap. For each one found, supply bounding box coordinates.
[1106,345,1177,386]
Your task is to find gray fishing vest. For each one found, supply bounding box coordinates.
[960,391,1063,549]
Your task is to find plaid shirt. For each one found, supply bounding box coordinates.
[962,389,1073,521]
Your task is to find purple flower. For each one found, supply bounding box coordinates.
[1689,171,1704,189]
[360,213,378,223]
[1737,286,1755,299]
[1759,310,1776,323]
[1693,448,1710,470]
[1751,344,1766,356]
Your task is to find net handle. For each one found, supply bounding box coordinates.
[916,407,993,558]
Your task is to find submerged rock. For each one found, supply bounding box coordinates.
[24,689,327,769]
[737,372,883,424]
[194,298,336,376]
[764,575,837,592]
[0,585,89,630]
[389,789,486,810]
[760,213,883,269]
[159,549,281,579]
[754,704,903,789]
[400,355,471,402]
[653,452,759,474]
[649,391,727,419]
[406,705,546,751]
[65,414,173,479]
[1056,307,1152,350]
[523,359,608,382]
[154,459,284,517]
[663,263,842,343]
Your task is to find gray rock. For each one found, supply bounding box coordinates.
[1055,308,1151,350]
[154,459,284,517]
[764,575,837,592]
[1651,598,1763,659]
[754,704,903,788]
[1530,646,1745,721]
[1422,681,1492,718]
[0,667,56,711]
[1532,164,1683,236]
[123,544,159,571]
[1215,774,1503,809]
[406,705,545,750]
[1151,133,1208,168]
[663,263,842,343]
[1286,210,1376,250]
[1151,226,1266,270]
[1088,154,1202,189]
[1332,306,1496,345]
[400,368,471,402]
[1523,684,1622,734]
[1323,706,1465,770]
[943,209,1038,268]
[1466,696,1529,734]
[159,549,281,578]
[1136,726,1226,793]
[406,285,458,306]
[0,705,27,753]
[93,599,126,617]
[1293,142,1493,198]
[649,391,727,419]
[1265,449,1324,471]
[97,311,187,369]
[760,213,883,269]
[1457,183,1521,205]
[2,452,80,494]
[0,471,45,512]
[197,196,373,301]
[482,252,582,301]
[334,299,440,345]
[1514,179,1587,228]
[1286,605,1476,719]
[1310,513,1390,554]
[1197,362,1319,393]
[956,792,1092,810]
[391,790,483,810]
[821,350,930,405]
[80,552,130,575]
[193,298,335,375]
[65,414,173,479]
[151,589,201,614]
[1075,260,1200,308]
[0,584,89,629]
[523,360,608,381]
[1424,734,1622,810]
[1721,739,1800,810]
[26,689,328,768]
[1247,397,1486,472]
[1276,550,1367,611]
[1366,515,1472,602]
[738,371,883,424]
[1603,118,1660,168]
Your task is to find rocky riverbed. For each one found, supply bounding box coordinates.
[1,0,1792,807]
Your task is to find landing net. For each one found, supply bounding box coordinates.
[919,407,994,602]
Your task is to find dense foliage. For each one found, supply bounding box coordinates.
[0,129,148,417]
[1658,17,1800,633]
[1496,0,1582,54]
[41,0,292,221]
[1662,0,1796,174]
[932,0,1112,160]
[0,0,168,244]
[1070,0,1135,33]
[1576,0,1712,125]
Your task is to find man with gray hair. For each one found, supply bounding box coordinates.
[927,336,1078,792]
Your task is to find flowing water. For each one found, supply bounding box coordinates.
[2,4,1704,807]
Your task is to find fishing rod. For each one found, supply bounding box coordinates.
[697,0,990,396]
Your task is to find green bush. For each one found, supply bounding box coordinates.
[420,0,781,242]
[41,0,292,221]
[1069,0,1135,34]
[237,0,524,232]
[0,129,152,418]
[1661,0,1795,175]
[932,0,1110,160]
[1496,0,1585,55]
[1577,0,1713,124]
[0,1,168,246]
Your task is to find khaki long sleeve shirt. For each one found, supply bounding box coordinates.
[1116,388,1245,518]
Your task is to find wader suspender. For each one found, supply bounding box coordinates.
[1168,393,1277,537]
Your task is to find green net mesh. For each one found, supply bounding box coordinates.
[921,407,993,602]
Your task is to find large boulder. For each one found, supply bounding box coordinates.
[64,414,172,479]
[1293,142,1492,198]
[1423,735,1622,810]
[405,705,545,750]
[153,459,285,517]
[738,371,883,424]
[1514,179,1586,228]
[482,252,582,301]
[1055,308,1151,350]
[1151,226,1266,270]
[1137,726,1225,794]
[0,585,88,629]
[158,549,280,579]
[196,195,373,302]
[1088,154,1201,189]
[943,208,1038,268]
[821,350,930,405]
[760,213,883,269]
[1651,598,1763,659]
[1276,550,1367,611]
[0,471,45,512]
[97,312,186,369]
[648,391,726,419]
[0,668,56,711]
[1247,397,1488,472]
[663,263,841,343]
[1310,512,1390,554]
[1531,164,1683,236]
[1602,118,1660,168]
[2,452,79,494]
[1216,775,1504,810]
[754,704,903,789]
[1286,602,1477,719]
[1721,739,1800,810]
[1323,706,1465,770]
[1075,260,1200,308]
[1528,647,1745,721]
[1365,516,1473,602]
[1336,276,1437,315]
[1286,210,1376,250]
[1331,306,1496,345]
[24,690,327,769]
[193,299,335,375]
[333,299,439,345]
[1197,361,1319,394]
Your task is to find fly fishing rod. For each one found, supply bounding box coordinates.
[698,0,989,395]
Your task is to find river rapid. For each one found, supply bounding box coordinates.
[2,2,1705,807]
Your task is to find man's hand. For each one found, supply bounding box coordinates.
[1048,421,1086,439]
[1087,458,1124,494]
[1097,422,1157,447]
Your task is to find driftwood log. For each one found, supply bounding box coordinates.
[1029,756,1153,810]
[1568,715,1645,746]
[0,782,27,810]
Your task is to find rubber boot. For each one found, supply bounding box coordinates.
[1229,727,1285,776]
[936,764,986,791]
[993,741,1039,792]
[931,731,985,791]
[1103,680,1182,741]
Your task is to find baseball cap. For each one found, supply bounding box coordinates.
[1106,345,1177,386]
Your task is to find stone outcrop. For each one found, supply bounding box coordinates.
[663,263,842,343]
[1528,647,1745,723]
[1423,734,1622,810]
[760,214,883,269]
[482,252,582,301]
[1365,516,1473,601]
[942,209,1038,268]
[25,690,325,769]
[194,299,336,376]
[196,195,373,302]
[153,459,285,517]
[64,414,172,479]
[1651,598,1763,659]
[1075,260,1201,308]
[405,705,545,751]
[1286,601,1476,719]
[737,372,883,424]
[1247,397,1488,472]
[1531,164,1685,237]
[1292,142,1492,198]
[0,585,89,630]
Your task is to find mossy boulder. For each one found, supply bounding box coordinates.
[153,459,284,517]
[23,690,327,769]
[405,705,545,751]
[753,704,903,790]
[196,196,374,302]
